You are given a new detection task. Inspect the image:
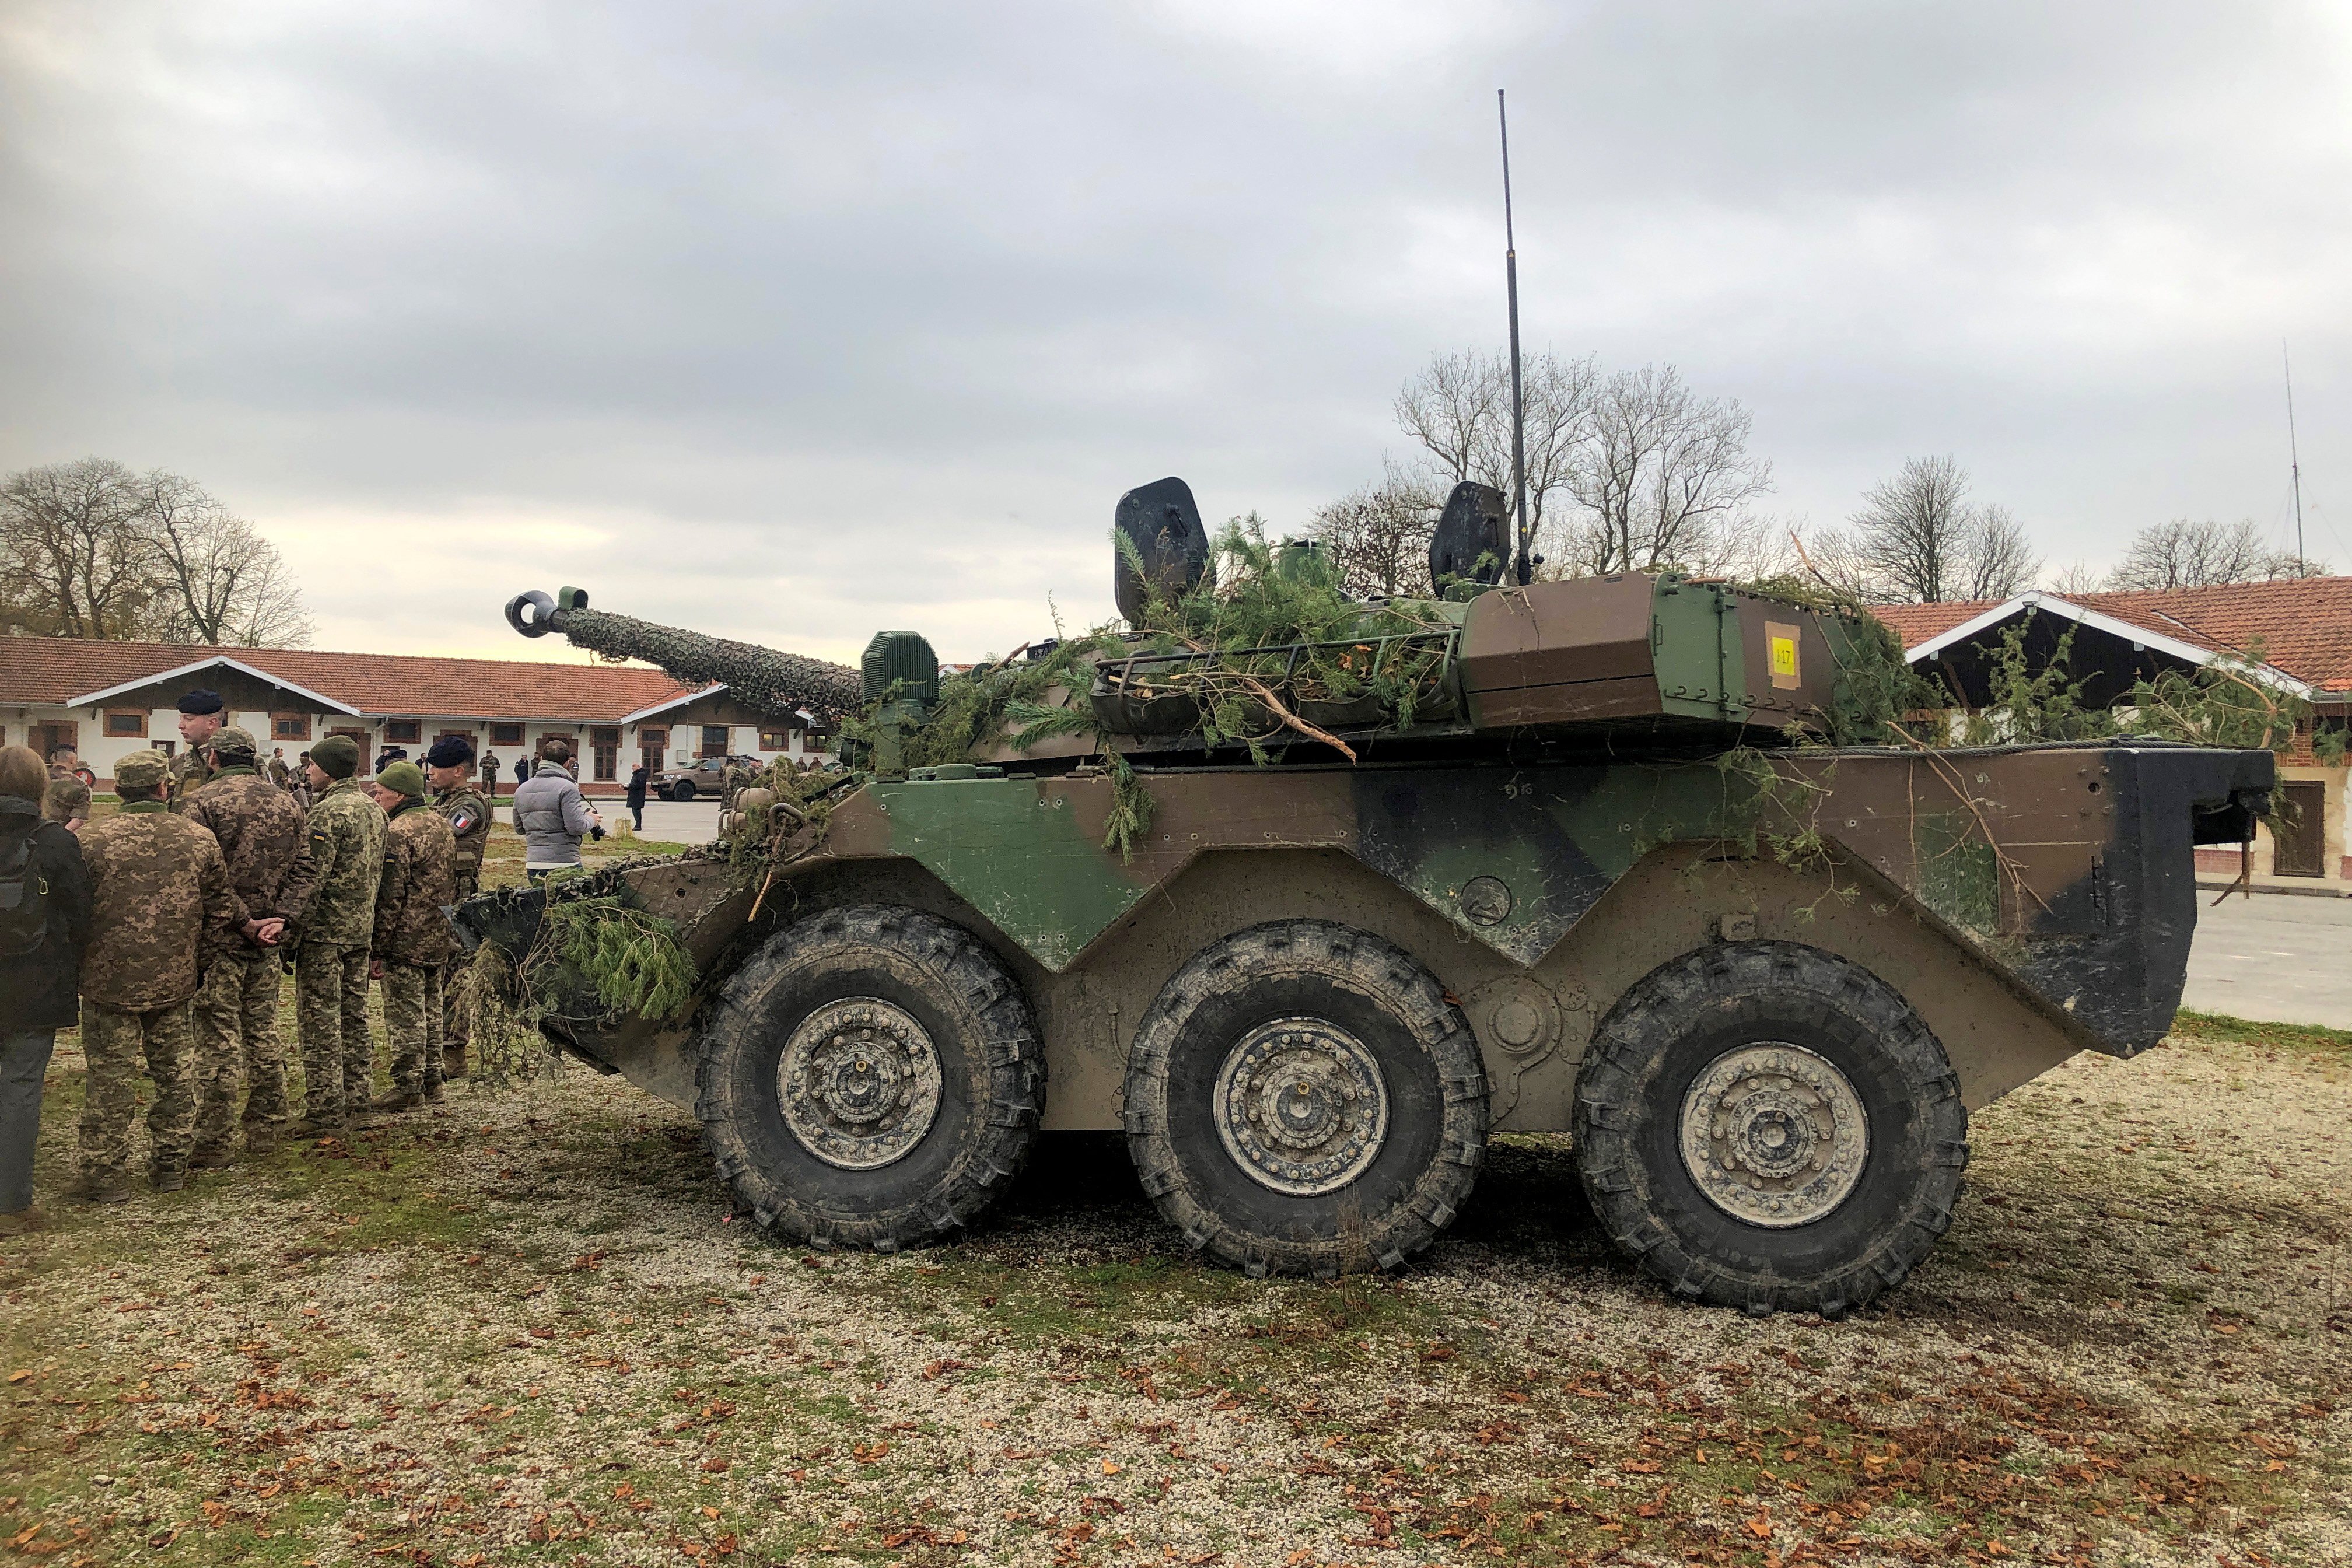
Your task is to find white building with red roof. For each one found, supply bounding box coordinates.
[0,638,832,795]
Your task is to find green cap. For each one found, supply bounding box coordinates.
[114,748,170,789]
[208,724,259,760]
[377,760,428,799]
[312,734,362,778]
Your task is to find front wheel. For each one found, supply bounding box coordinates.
[669,780,697,802]
[1574,941,1968,1318]
[696,905,1045,1251]
[1124,921,1487,1278]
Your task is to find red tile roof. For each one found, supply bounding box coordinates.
[1872,577,2352,692]
[0,636,701,720]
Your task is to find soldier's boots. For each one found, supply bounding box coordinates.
[69,1180,134,1205]
[282,1113,346,1138]
[423,1071,444,1102]
[368,1093,426,1115]
[188,1145,240,1171]
[0,1206,50,1236]
[153,1171,188,1195]
[442,1046,468,1080]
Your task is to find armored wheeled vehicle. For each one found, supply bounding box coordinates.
[466,478,2272,1316]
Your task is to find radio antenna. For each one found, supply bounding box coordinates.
[2285,339,2306,575]
[1499,88,1531,586]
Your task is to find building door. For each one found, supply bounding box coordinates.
[2273,781,2328,877]
[699,725,730,758]
[590,726,621,782]
[30,720,78,765]
[637,727,667,773]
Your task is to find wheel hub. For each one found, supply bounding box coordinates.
[1678,1042,1868,1227]
[777,998,943,1171]
[1213,1017,1388,1196]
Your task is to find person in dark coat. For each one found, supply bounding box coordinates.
[0,745,93,1234]
[625,763,649,832]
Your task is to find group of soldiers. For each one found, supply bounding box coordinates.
[69,689,489,1201]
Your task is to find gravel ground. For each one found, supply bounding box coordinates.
[4,1011,2347,1568]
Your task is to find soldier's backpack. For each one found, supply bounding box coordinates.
[0,832,51,958]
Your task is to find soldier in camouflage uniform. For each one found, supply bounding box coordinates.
[425,736,490,1079]
[366,762,457,1112]
[72,750,242,1199]
[169,689,226,813]
[183,726,316,1164]
[288,735,386,1133]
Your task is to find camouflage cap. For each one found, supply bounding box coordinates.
[377,760,428,798]
[207,724,260,759]
[312,734,362,778]
[114,748,170,788]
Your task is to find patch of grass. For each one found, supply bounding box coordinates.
[2171,1008,2352,1058]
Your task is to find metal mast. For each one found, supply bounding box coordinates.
[1499,89,1531,586]
[2284,340,2306,575]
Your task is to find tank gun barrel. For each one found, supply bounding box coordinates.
[505,587,864,719]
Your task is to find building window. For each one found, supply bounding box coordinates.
[491,722,525,747]
[104,710,147,738]
[590,726,620,782]
[637,727,667,769]
[272,712,312,741]
[384,719,422,744]
[700,726,730,758]
[758,728,796,751]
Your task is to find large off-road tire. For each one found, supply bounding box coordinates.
[1574,940,1969,1318]
[1124,920,1487,1278]
[696,905,1044,1251]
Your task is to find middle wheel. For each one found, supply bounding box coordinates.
[1124,920,1488,1277]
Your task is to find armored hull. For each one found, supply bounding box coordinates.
[463,485,2272,1311]
[462,725,2268,1311]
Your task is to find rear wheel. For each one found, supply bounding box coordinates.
[1574,941,1968,1317]
[1124,921,1486,1278]
[696,905,1044,1251]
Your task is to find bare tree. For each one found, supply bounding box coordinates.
[0,459,311,645]
[1845,456,2036,602]
[1563,363,1773,574]
[1958,504,2039,600]
[143,473,313,646]
[1394,349,1595,547]
[2045,561,2106,596]
[2106,517,2309,590]
[1310,460,1443,598]
[0,457,158,638]
[1847,455,1971,602]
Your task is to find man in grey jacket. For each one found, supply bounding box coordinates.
[511,743,600,883]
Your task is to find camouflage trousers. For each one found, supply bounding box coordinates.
[381,963,443,1097]
[78,999,195,1185]
[295,943,373,1125]
[191,952,288,1152]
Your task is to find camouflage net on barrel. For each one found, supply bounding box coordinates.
[552,606,865,719]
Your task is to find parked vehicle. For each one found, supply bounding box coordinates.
[652,755,763,802]
[474,478,2272,1316]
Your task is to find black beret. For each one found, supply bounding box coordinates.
[424,734,475,768]
[177,689,226,715]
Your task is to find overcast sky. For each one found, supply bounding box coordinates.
[5,2,2349,663]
